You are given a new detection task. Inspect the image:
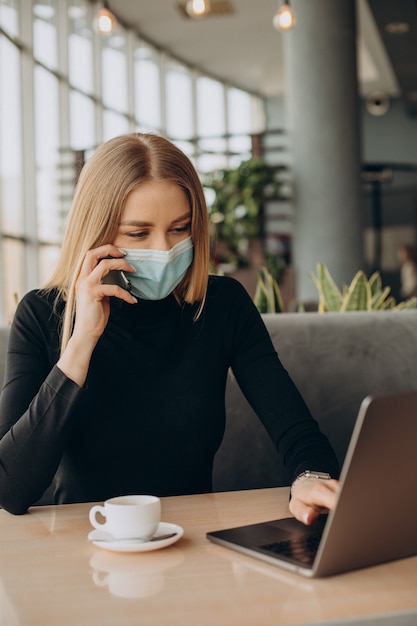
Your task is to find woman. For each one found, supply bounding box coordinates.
[0,133,339,519]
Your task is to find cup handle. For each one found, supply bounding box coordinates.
[89,505,107,530]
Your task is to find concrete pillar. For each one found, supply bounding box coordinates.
[284,0,364,301]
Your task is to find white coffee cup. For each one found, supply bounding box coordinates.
[89,495,161,540]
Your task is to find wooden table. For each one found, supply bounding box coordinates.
[0,487,416,626]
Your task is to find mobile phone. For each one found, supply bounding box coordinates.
[101,268,132,292]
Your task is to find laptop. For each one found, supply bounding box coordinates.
[207,390,417,578]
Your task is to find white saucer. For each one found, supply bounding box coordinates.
[88,522,184,553]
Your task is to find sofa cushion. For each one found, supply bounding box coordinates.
[213,310,417,491]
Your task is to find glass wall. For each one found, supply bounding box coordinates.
[0,0,265,324]
[0,25,23,320]
[133,42,161,132]
[196,76,227,172]
[0,35,22,237]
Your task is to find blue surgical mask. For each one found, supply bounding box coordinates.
[123,236,193,301]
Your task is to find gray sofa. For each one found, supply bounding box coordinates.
[213,310,417,491]
[1,310,417,500]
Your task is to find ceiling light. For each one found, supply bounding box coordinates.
[273,0,296,31]
[93,1,117,35]
[178,1,235,19]
[385,22,410,35]
[185,0,211,18]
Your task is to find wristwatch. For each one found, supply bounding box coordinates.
[290,470,331,498]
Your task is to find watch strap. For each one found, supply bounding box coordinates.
[290,470,331,498]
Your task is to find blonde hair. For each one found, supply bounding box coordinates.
[44,133,210,352]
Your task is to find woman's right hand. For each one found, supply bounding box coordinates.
[72,245,137,343]
[57,245,137,387]
[289,477,339,525]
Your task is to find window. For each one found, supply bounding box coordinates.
[68,0,94,93]
[101,32,128,114]
[34,65,61,242]
[166,61,193,140]
[0,34,22,235]
[0,0,20,37]
[227,88,253,167]
[196,76,227,172]
[2,239,23,322]
[39,244,61,285]
[102,110,130,142]
[70,90,95,150]
[133,41,161,132]
[33,0,58,70]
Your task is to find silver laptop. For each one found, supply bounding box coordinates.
[207,390,417,578]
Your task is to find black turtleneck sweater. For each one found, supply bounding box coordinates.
[0,276,338,514]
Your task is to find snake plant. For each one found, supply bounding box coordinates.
[309,261,417,312]
[253,266,284,313]
[253,263,417,313]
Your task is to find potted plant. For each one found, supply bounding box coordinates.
[204,158,283,270]
[254,262,417,313]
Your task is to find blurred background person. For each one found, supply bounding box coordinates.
[398,243,417,300]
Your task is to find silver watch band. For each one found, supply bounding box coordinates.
[290,470,331,498]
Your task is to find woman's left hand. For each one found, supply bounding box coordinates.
[289,478,339,525]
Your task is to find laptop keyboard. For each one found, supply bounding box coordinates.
[259,531,322,567]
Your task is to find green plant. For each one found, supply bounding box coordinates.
[309,261,417,312]
[204,158,282,260]
[252,262,417,314]
[253,266,284,313]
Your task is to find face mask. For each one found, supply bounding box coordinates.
[122,236,193,301]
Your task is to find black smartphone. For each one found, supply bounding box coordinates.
[101,256,132,292]
[101,270,132,291]
[100,256,132,292]
[102,270,132,292]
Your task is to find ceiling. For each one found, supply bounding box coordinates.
[109,0,417,116]
[367,0,417,116]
